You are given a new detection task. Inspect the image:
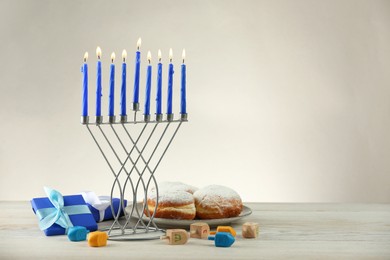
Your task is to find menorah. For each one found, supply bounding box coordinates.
[80,41,188,240]
[81,112,187,240]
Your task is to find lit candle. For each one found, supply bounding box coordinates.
[81,52,88,117]
[144,51,152,117]
[133,37,141,110]
[156,49,163,116]
[120,50,127,118]
[167,48,174,116]
[180,49,187,115]
[108,52,115,117]
[96,46,102,117]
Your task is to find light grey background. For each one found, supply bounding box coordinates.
[0,0,389,202]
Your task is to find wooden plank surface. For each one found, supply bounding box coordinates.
[0,202,389,259]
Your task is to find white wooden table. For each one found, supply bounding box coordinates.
[1,202,389,259]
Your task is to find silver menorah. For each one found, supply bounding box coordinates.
[81,111,187,240]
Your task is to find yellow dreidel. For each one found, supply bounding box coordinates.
[160,229,189,245]
[209,226,237,237]
[242,222,259,238]
[190,222,210,239]
[87,231,108,247]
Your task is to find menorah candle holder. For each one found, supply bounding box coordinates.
[81,111,187,240]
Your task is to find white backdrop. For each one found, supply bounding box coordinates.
[0,0,389,202]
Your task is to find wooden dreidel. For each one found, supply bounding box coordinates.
[87,231,108,247]
[242,222,259,238]
[190,222,210,239]
[160,229,189,245]
[209,226,237,237]
[208,232,235,247]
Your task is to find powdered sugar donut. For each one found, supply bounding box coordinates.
[145,182,197,220]
[193,185,243,219]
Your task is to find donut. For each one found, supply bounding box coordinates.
[193,185,243,219]
[145,182,197,220]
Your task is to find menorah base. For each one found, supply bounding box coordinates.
[101,226,165,241]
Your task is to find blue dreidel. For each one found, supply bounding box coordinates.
[67,226,89,242]
[208,232,235,247]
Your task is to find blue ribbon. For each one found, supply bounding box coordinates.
[35,187,91,234]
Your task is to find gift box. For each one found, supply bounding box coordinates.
[80,191,127,222]
[31,187,98,236]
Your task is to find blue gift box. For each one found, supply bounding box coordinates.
[86,197,127,222]
[31,193,98,236]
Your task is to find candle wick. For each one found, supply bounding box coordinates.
[84,58,86,62]
[159,58,161,62]
[182,59,185,63]
[123,58,126,63]
[170,59,172,63]
[137,47,140,51]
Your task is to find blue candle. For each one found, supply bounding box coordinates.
[133,38,141,108]
[108,52,115,117]
[156,49,163,115]
[96,47,102,117]
[144,51,152,116]
[167,48,174,115]
[180,49,186,115]
[81,52,88,117]
[120,50,127,116]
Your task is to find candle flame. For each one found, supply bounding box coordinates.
[158,49,162,62]
[122,49,127,62]
[96,46,102,59]
[83,52,88,62]
[182,49,185,63]
[137,38,142,50]
[169,48,173,62]
[111,52,115,63]
[147,51,152,64]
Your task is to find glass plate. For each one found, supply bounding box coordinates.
[125,203,252,228]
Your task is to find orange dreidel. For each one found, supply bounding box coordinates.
[190,222,210,239]
[242,222,259,238]
[209,226,237,237]
[160,229,189,245]
[87,231,108,247]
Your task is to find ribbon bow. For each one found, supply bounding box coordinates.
[79,191,110,222]
[35,187,90,233]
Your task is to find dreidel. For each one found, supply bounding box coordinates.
[208,232,235,247]
[160,229,189,245]
[209,226,236,237]
[67,226,89,242]
[87,231,108,247]
[242,222,259,238]
[190,222,210,239]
